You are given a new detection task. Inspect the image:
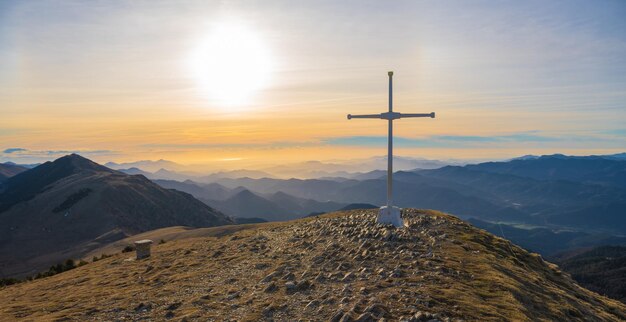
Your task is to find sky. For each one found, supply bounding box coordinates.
[1,0,625,169]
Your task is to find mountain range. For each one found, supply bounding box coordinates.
[2,152,625,289]
[0,154,232,278]
[105,159,186,173]
[467,154,626,188]
[152,179,345,220]
[258,156,458,178]
[108,155,462,181]
[199,155,626,235]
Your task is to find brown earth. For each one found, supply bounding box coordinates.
[0,209,624,321]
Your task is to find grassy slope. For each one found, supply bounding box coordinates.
[0,209,623,321]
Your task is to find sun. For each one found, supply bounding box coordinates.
[189,21,273,107]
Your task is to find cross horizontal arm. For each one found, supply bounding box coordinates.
[400,112,435,118]
[347,114,381,120]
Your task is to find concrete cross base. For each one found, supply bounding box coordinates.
[377,206,404,228]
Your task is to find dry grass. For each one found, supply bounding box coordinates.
[0,209,623,321]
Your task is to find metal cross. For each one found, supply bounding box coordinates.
[347,71,435,227]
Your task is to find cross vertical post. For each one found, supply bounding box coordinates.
[387,71,393,209]
[347,71,435,228]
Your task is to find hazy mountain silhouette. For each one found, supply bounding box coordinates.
[118,167,152,176]
[0,163,28,182]
[266,191,344,215]
[2,161,40,169]
[259,156,454,178]
[204,155,626,234]
[210,175,525,222]
[0,154,232,278]
[152,177,349,221]
[201,188,344,221]
[105,159,184,172]
[467,154,626,188]
[417,166,626,232]
[205,189,291,221]
[153,179,233,201]
[197,169,275,181]
[119,166,275,182]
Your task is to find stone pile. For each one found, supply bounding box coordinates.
[4,208,623,321]
[245,209,460,321]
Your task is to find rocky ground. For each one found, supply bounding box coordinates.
[1,209,624,321]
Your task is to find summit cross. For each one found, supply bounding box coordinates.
[347,71,435,228]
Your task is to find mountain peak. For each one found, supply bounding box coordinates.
[272,190,291,198]
[54,154,114,173]
[0,154,117,213]
[0,153,232,277]
[540,153,568,159]
[232,188,255,198]
[1,209,623,320]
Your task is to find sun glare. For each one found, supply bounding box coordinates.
[189,21,273,107]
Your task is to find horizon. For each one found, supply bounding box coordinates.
[1,151,624,174]
[2,1,626,166]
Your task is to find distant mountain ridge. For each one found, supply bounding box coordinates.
[153,179,346,221]
[105,159,184,172]
[205,189,344,221]
[260,156,457,178]
[0,154,232,278]
[0,163,28,182]
[467,154,626,188]
[198,154,626,235]
[104,155,459,180]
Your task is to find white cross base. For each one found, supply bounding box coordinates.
[378,206,404,227]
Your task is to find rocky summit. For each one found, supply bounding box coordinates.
[1,209,624,321]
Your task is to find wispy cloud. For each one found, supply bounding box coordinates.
[602,129,626,137]
[1,148,116,157]
[140,141,317,150]
[3,148,27,154]
[433,133,558,143]
[322,136,437,148]
[323,132,561,148]
[141,131,619,151]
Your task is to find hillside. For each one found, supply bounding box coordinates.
[553,246,626,303]
[0,154,232,278]
[1,209,623,321]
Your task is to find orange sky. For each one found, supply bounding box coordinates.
[1,1,625,168]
